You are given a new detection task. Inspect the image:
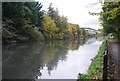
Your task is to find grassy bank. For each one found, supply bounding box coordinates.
[77,36,110,79]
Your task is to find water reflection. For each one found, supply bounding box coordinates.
[2,37,103,79]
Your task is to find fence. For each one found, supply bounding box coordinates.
[103,40,108,80]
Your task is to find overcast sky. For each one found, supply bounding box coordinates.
[36,0,102,30]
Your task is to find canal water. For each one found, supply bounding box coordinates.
[2,37,103,79]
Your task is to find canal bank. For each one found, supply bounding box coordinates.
[107,38,120,79]
[78,36,110,79]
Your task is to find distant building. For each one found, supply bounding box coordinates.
[81,28,101,35]
[83,28,96,34]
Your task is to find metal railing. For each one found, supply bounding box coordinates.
[103,40,108,80]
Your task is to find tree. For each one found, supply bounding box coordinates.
[47,3,61,28]
[40,14,58,39]
[68,23,78,37]
[2,2,44,43]
[100,1,120,40]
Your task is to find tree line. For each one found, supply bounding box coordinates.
[99,1,120,41]
[2,2,86,43]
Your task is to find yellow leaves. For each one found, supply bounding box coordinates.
[102,2,120,20]
[68,24,78,37]
[41,14,57,31]
[40,14,58,39]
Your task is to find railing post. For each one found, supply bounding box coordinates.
[103,40,108,81]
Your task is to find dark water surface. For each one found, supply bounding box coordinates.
[2,37,103,79]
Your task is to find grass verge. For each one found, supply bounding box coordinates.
[77,36,110,79]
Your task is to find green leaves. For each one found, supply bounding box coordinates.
[77,38,109,79]
[47,3,81,39]
[2,2,44,43]
[100,1,120,40]
[2,2,85,43]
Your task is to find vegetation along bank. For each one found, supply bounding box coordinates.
[77,36,110,79]
[2,2,88,43]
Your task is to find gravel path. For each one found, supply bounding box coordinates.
[107,38,120,80]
